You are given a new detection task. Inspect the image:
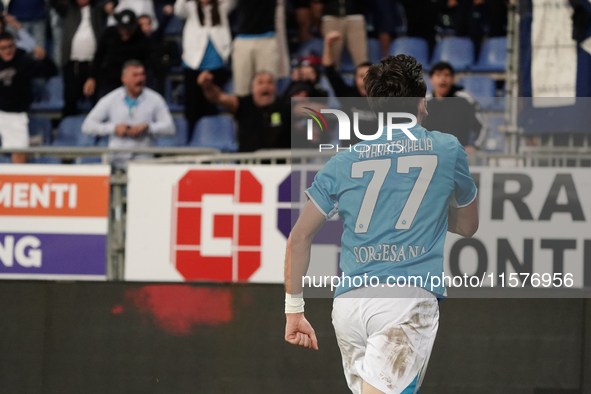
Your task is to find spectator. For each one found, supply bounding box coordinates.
[7,0,47,49]
[232,0,278,96]
[322,30,375,144]
[107,0,159,30]
[137,9,180,95]
[83,10,152,99]
[320,0,368,70]
[401,0,438,53]
[487,0,507,37]
[444,0,485,55]
[174,0,232,138]
[423,61,487,153]
[367,0,402,57]
[52,0,106,117]
[0,13,37,53]
[0,32,58,163]
[82,60,175,168]
[198,70,289,152]
[293,0,315,43]
[284,57,327,98]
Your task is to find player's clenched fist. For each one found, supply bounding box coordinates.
[197,71,214,87]
[285,313,319,350]
[324,30,342,46]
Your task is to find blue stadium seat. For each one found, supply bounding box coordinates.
[456,76,496,110]
[28,116,52,145]
[430,37,474,72]
[471,37,507,72]
[190,115,237,152]
[30,76,64,111]
[367,38,382,64]
[484,116,505,152]
[154,117,188,146]
[54,116,96,147]
[164,15,184,35]
[389,38,430,69]
[28,157,62,164]
[96,136,109,146]
[297,38,324,59]
[164,79,184,112]
[0,156,12,163]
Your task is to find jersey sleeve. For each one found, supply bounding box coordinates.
[450,142,477,208]
[304,157,339,219]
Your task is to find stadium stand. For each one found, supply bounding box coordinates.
[430,37,475,72]
[28,116,53,145]
[389,37,430,70]
[30,75,64,112]
[154,117,189,147]
[484,115,505,152]
[457,76,497,110]
[190,115,237,152]
[471,37,507,72]
[53,115,96,147]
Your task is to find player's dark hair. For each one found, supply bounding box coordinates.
[0,31,14,42]
[364,54,426,116]
[429,61,455,77]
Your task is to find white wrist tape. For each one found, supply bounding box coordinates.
[285,292,305,313]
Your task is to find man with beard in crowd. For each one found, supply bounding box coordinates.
[198,70,289,152]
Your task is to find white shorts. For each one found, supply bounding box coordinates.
[0,111,29,149]
[331,286,439,394]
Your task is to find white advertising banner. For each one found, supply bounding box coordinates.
[125,164,292,282]
[125,165,591,288]
[531,0,577,104]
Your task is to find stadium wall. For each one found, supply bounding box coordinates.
[0,281,589,394]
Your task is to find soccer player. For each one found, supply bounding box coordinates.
[284,55,479,394]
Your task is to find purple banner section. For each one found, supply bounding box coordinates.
[0,233,106,276]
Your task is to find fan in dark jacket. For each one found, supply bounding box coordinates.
[0,32,58,163]
[52,0,107,116]
[83,9,153,99]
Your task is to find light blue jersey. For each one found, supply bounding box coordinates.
[305,124,477,297]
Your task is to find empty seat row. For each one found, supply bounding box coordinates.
[52,115,238,151]
[389,37,507,72]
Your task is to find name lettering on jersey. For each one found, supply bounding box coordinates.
[353,244,427,264]
[358,137,434,159]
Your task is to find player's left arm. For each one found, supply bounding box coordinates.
[284,199,326,351]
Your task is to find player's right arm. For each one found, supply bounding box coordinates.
[284,200,325,351]
[447,141,479,237]
[448,199,478,238]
